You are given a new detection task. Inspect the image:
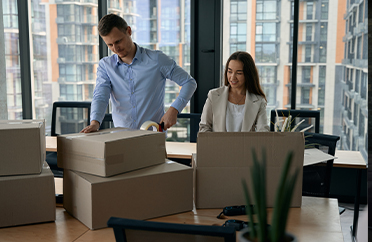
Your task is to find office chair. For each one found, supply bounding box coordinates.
[107,217,236,242]
[270,109,320,133]
[100,113,114,130]
[166,113,201,143]
[303,132,340,198]
[46,101,91,178]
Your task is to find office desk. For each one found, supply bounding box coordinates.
[333,150,367,238]
[0,197,343,242]
[45,136,196,160]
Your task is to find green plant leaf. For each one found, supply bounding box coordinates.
[242,179,256,239]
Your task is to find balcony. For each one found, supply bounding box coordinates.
[353,22,365,35]
[342,59,351,65]
[342,31,353,42]
[352,59,368,68]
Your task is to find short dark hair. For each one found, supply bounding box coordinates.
[224,51,266,101]
[98,14,128,36]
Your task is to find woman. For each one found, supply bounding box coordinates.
[199,51,269,132]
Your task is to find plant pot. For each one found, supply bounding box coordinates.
[238,227,297,242]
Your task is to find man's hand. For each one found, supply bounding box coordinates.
[160,107,178,131]
[80,120,100,133]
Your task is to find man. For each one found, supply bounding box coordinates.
[81,14,197,133]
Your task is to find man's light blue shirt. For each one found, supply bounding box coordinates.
[90,43,197,129]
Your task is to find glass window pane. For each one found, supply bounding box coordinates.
[27,0,99,134]
[106,0,191,141]
[2,0,22,120]
[222,0,368,160]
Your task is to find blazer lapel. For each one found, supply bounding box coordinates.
[213,86,229,132]
[241,91,260,132]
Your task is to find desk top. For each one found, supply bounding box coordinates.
[0,197,343,242]
[333,150,367,169]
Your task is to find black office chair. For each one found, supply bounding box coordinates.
[100,113,114,130]
[270,109,320,133]
[303,132,340,198]
[46,101,91,178]
[107,217,236,242]
[166,113,201,143]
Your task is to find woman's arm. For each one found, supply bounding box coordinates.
[199,91,214,132]
[255,100,270,132]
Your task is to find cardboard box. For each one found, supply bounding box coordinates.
[0,162,56,228]
[63,160,193,230]
[195,132,304,209]
[57,128,166,177]
[0,119,45,176]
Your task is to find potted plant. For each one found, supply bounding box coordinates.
[240,149,299,242]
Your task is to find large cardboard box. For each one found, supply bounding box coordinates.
[57,128,166,177]
[63,160,193,230]
[0,162,56,228]
[0,119,45,176]
[195,132,304,209]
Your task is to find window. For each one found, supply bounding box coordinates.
[319,66,326,85]
[321,1,329,20]
[306,2,313,20]
[320,23,327,42]
[256,22,276,42]
[302,67,311,83]
[230,22,247,43]
[257,66,276,84]
[301,87,310,104]
[256,0,277,20]
[305,45,311,62]
[255,44,276,63]
[319,44,327,63]
[306,24,312,41]
[230,0,247,21]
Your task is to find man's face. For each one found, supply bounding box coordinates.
[102,26,135,62]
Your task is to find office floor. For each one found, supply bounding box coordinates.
[339,202,367,242]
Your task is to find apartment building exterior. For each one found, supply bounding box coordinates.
[340,0,368,159]
[2,0,190,135]
[223,0,367,158]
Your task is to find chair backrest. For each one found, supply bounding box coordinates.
[270,109,320,133]
[107,217,236,242]
[166,113,201,143]
[100,113,114,130]
[303,132,340,197]
[51,101,91,136]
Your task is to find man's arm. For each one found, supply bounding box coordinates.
[159,53,197,130]
[80,60,111,133]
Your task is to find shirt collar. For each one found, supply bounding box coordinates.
[115,42,142,66]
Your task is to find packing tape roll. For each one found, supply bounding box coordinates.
[140,121,160,131]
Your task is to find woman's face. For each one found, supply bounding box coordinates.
[227,60,245,91]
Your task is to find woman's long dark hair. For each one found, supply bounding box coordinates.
[224,51,266,101]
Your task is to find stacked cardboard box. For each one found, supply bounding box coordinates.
[58,128,193,230]
[0,120,56,228]
[195,132,305,209]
